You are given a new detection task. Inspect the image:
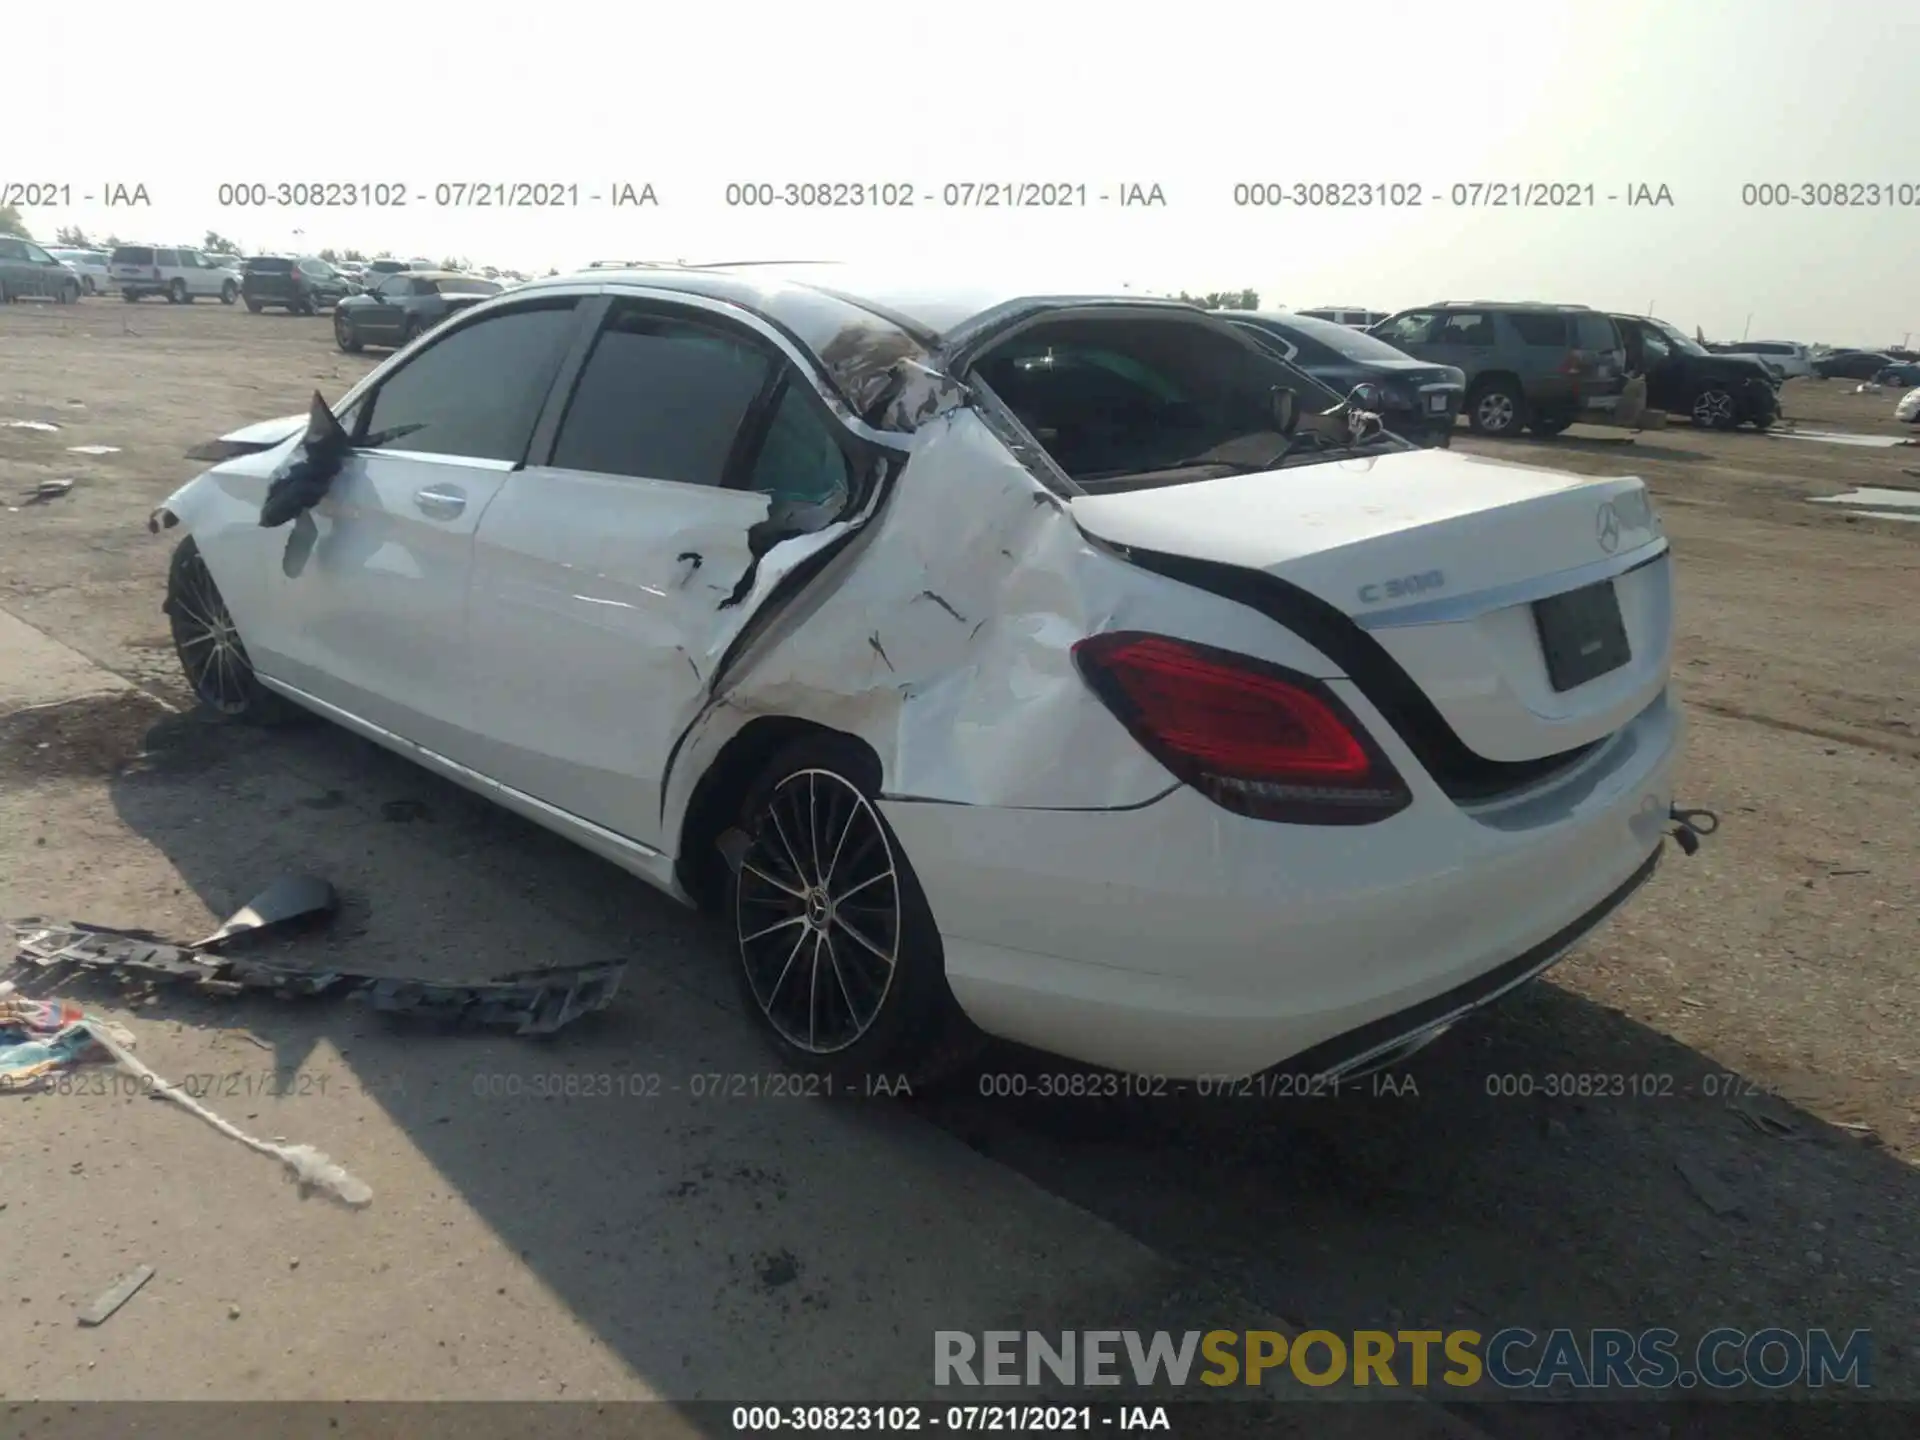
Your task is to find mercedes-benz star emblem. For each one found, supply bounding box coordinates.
[1596,502,1622,554]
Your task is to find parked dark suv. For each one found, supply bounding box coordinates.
[1609,314,1778,430]
[1369,302,1626,437]
[240,255,351,315]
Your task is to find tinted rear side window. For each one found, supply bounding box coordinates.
[550,309,772,485]
[1574,313,1621,350]
[361,301,579,462]
[112,247,155,265]
[245,257,293,272]
[1506,312,1570,347]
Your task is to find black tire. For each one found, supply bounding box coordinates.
[220,281,238,305]
[1690,386,1739,430]
[725,734,983,1090]
[164,537,303,726]
[1466,379,1527,436]
[0,281,9,304]
[296,295,316,316]
[245,299,264,313]
[1527,413,1573,437]
[123,289,140,302]
[402,315,425,344]
[1750,414,1774,432]
[168,278,187,304]
[57,280,79,305]
[334,310,362,352]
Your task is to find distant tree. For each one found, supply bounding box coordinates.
[54,224,92,247]
[0,205,30,239]
[374,249,394,259]
[439,255,471,272]
[547,267,559,277]
[318,247,340,262]
[1175,288,1260,310]
[203,230,241,255]
[102,233,124,248]
[343,248,367,262]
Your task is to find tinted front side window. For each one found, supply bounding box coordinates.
[157,250,180,266]
[0,239,25,260]
[1437,312,1497,346]
[550,310,772,485]
[362,301,580,462]
[1376,312,1436,345]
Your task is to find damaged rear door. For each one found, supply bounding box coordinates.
[464,296,862,848]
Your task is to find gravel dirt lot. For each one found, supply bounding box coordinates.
[1,298,1915,1436]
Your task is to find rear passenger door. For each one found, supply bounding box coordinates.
[466,295,860,846]
[261,295,586,761]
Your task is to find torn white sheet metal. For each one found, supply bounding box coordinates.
[1766,429,1909,448]
[665,407,1334,818]
[66,444,121,455]
[1896,387,1920,423]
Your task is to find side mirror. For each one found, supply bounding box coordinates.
[1348,382,1384,412]
[1270,387,1300,436]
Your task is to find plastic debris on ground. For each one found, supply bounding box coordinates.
[4,874,629,1211]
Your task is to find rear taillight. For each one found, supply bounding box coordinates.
[1071,632,1411,825]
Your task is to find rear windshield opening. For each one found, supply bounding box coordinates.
[1574,314,1621,351]
[112,247,155,265]
[974,315,1388,494]
[244,257,294,272]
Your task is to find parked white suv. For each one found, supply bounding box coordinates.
[48,247,112,294]
[1716,340,1813,380]
[109,245,243,304]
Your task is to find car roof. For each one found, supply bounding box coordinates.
[521,262,1164,345]
[512,262,1192,411]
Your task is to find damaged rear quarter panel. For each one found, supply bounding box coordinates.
[664,406,1346,831]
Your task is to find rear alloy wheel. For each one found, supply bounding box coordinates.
[334,310,362,352]
[168,279,188,304]
[727,736,981,1088]
[1690,386,1738,430]
[1467,381,1526,436]
[165,537,301,725]
[220,281,238,305]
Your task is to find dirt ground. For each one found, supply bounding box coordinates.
[1,297,1915,1435]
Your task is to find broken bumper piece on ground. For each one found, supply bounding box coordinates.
[8,924,625,1035]
[5,873,625,1035]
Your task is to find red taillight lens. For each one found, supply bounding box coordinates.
[1072,632,1411,824]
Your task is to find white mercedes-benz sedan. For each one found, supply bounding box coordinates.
[150,263,1706,1086]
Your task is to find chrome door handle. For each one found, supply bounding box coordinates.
[414,485,466,519]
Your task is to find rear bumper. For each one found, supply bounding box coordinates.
[882,687,1682,1079]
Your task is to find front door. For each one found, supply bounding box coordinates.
[466,298,861,846]
[261,296,586,761]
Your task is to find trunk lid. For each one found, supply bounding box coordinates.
[1069,446,1672,765]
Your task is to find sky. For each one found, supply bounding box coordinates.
[8,0,1915,348]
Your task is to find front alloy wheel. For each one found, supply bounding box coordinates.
[334,311,362,352]
[1691,387,1738,429]
[165,538,299,724]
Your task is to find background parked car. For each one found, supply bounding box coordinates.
[1711,339,1813,380]
[109,245,241,303]
[1872,361,1920,387]
[1611,314,1779,430]
[47,247,111,294]
[333,271,504,351]
[0,236,84,303]
[240,255,352,314]
[1224,310,1464,446]
[1813,349,1895,380]
[1370,301,1625,437]
[1295,306,1390,329]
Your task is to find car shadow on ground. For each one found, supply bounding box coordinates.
[40,696,1914,1436]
